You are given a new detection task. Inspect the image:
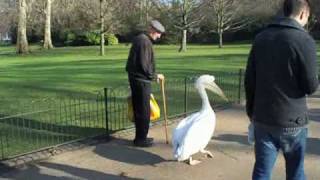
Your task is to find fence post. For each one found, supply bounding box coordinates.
[238,69,243,104]
[104,88,110,139]
[184,77,188,117]
[0,132,3,160]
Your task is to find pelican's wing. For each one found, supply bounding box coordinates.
[175,111,216,161]
[172,112,200,156]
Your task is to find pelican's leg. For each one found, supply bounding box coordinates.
[200,149,213,158]
[188,156,201,166]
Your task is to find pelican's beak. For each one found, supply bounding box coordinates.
[207,81,228,101]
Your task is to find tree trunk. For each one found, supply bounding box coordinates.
[17,0,29,54]
[43,0,54,49]
[145,0,149,25]
[179,29,187,52]
[100,0,105,56]
[139,0,144,25]
[218,31,223,48]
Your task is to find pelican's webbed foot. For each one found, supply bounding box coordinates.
[187,156,201,165]
[200,149,214,158]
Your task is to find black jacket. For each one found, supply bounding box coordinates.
[245,17,318,128]
[126,33,156,82]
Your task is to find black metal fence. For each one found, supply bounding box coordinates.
[0,70,245,160]
[0,93,106,160]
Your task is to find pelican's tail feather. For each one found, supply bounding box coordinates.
[172,137,180,159]
[173,145,183,161]
[173,147,180,160]
[173,143,190,161]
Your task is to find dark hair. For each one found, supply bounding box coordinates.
[283,0,310,17]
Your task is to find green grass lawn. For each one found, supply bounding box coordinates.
[0,43,319,99]
[1,43,318,98]
[0,44,253,99]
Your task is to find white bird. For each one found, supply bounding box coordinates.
[172,75,227,165]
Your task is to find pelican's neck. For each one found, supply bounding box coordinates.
[198,87,211,110]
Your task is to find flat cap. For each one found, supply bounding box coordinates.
[150,20,165,33]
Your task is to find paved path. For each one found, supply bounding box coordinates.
[1,97,320,180]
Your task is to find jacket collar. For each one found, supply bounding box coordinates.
[141,33,154,43]
[268,17,306,32]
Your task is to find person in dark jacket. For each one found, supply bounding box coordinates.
[126,20,165,147]
[245,0,318,179]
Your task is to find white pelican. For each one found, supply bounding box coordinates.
[172,75,227,165]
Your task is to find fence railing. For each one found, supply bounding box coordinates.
[0,70,245,160]
[0,93,106,160]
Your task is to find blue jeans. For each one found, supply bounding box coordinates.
[252,125,307,180]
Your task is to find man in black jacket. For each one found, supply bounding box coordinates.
[245,0,318,179]
[126,20,165,147]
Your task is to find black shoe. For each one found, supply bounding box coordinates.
[133,139,153,147]
[146,137,154,143]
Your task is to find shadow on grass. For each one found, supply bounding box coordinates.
[0,113,105,137]
[1,162,143,180]
[0,112,106,159]
[157,54,248,63]
[94,138,166,166]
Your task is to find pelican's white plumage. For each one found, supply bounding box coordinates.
[172,75,227,165]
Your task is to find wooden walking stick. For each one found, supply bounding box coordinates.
[160,78,169,144]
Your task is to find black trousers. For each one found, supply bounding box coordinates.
[129,78,151,141]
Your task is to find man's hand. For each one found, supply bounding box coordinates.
[157,74,165,83]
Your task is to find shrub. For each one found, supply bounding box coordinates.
[0,41,11,46]
[64,31,76,46]
[105,34,119,45]
[85,32,100,45]
[61,31,120,46]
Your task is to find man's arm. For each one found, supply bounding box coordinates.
[245,45,256,119]
[137,40,155,80]
[298,37,319,95]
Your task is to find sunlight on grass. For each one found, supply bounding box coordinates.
[0,43,318,98]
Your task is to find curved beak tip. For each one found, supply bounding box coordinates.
[207,82,228,102]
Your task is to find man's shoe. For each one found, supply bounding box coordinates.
[133,139,153,147]
[146,138,154,143]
